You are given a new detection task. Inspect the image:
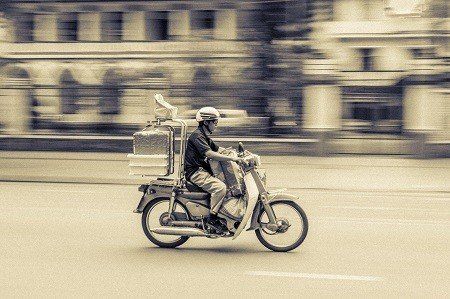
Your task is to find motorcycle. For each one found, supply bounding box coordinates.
[132,96,308,252]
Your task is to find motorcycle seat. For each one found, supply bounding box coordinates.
[179,181,210,202]
[179,191,210,201]
[185,181,205,193]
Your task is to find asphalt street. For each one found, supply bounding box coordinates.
[0,182,449,298]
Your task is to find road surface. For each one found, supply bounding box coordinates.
[1,182,449,297]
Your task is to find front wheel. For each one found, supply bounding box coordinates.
[255,200,308,252]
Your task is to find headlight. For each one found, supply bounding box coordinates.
[247,154,261,166]
[254,155,261,166]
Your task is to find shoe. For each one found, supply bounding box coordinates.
[206,214,228,233]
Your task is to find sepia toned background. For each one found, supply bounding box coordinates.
[0,0,448,156]
[0,1,449,298]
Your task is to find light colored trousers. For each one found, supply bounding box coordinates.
[189,168,227,214]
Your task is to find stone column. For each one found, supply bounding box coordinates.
[34,13,58,42]
[403,82,444,132]
[302,58,341,131]
[403,59,445,133]
[303,84,341,130]
[78,12,101,41]
[123,11,146,41]
[403,58,447,157]
[214,9,237,40]
[302,57,341,155]
[0,78,30,133]
[0,13,13,43]
[168,11,190,40]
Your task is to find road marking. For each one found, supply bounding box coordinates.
[320,205,450,212]
[314,216,450,226]
[0,206,130,215]
[0,188,117,195]
[246,271,383,282]
[38,189,115,194]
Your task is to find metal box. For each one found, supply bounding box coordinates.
[128,125,174,177]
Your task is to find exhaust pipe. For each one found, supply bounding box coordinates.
[150,226,207,237]
[171,220,202,228]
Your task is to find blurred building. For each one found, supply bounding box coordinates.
[0,0,295,134]
[0,0,448,156]
[307,0,448,143]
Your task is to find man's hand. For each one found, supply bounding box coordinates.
[233,157,246,166]
[205,150,247,165]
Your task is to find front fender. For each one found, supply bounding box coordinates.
[248,192,299,230]
[268,192,299,203]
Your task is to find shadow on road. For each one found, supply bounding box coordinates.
[136,246,297,255]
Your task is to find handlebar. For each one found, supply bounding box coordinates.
[239,146,259,170]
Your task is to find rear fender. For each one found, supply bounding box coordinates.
[134,184,172,213]
[248,192,299,230]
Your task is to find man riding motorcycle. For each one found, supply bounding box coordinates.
[184,107,245,229]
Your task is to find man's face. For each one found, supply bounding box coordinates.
[206,119,218,133]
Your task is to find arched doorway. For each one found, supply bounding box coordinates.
[100,69,121,115]
[59,69,80,114]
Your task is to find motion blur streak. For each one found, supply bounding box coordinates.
[0,0,448,157]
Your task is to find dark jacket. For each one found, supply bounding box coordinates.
[184,126,219,180]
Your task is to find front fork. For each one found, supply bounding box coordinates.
[249,169,277,226]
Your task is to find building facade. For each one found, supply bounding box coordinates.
[0,0,448,155]
[307,0,448,141]
[0,0,286,134]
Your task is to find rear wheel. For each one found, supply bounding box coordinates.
[142,198,190,248]
[255,200,308,252]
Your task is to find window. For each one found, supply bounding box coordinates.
[58,13,78,41]
[342,86,403,134]
[360,48,375,71]
[101,12,123,42]
[410,48,435,59]
[15,13,34,42]
[146,11,168,41]
[193,10,214,30]
[190,10,215,38]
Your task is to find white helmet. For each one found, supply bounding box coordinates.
[196,107,220,123]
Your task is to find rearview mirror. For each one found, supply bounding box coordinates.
[238,142,244,154]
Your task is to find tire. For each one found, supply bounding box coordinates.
[142,198,190,248]
[255,200,308,252]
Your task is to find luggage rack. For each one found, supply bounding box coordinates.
[153,117,188,188]
[128,94,188,188]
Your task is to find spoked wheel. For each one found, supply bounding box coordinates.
[256,200,308,252]
[142,198,190,248]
